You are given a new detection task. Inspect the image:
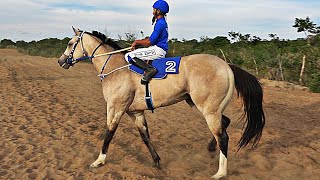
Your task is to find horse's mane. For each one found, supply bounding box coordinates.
[86,31,127,54]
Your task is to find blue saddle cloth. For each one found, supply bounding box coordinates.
[129,57,181,79]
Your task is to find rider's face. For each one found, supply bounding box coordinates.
[153,8,157,16]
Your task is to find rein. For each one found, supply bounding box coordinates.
[75,47,132,61]
[92,48,132,81]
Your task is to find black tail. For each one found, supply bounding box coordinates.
[229,64,265,150]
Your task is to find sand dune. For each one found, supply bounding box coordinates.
[0,49,319,179]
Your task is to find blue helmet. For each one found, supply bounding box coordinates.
[153,0,169,14]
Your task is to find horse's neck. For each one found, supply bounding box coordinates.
[83,35,127,74]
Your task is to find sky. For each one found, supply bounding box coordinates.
[0,0,319,42]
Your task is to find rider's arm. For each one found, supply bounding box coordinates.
[131,20,164,49]
[131,38,151,48]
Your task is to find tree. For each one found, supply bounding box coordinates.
[293,17,320,84]
[228,31,241,42]
[15,40,28,48]
[228,31,252,43]
[0,39,15,48]
[268,33,279,41]
[293,17,320,38]
[251,36,262,44]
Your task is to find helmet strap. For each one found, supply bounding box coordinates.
[152,9,166,25]
[152,16,157,25]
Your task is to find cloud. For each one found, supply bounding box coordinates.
[170,0,320,39]
[0,0,319,41]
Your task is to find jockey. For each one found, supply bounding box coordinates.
[125,0,169,84]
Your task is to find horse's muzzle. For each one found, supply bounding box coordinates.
[58,55,70,69]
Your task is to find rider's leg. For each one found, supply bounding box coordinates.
[130,57,157,83]
[124,46,166,84]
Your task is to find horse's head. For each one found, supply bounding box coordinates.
[58,27,87,69]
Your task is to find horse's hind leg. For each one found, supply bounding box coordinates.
[208,115,230,152]
[187,98,219,152]
[201,111,229,179]
[128,112,161,168]
[208,138,217,152]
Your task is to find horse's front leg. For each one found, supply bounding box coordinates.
[90,107,125,168]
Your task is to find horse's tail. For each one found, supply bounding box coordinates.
[229,64,265,150]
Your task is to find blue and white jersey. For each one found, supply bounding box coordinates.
[149,17,169,52]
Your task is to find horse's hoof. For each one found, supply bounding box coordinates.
[154,161,161,169]
[153,155,161,169]
[90,153,106,168]
[90,161,105,168]
[211,172,226,179]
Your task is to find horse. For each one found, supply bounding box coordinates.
[58,27,265,179]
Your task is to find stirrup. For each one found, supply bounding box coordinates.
[141,68,157,85]
[141,75,152,85]
[141,79,149,85]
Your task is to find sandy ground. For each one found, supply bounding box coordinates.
[0,49,319,180]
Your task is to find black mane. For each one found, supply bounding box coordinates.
[87,31,126,53]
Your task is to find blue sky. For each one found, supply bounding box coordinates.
[0,0,319,42]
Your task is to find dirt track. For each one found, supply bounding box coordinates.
[0,49,319,179]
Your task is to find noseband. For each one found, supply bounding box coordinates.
[66,31,87,66]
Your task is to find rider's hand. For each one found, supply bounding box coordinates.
[131,41,138,50]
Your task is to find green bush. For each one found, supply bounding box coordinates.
[306,72,320,93]
[0,39,15,48]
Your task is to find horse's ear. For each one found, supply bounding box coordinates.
[72,26,80,36]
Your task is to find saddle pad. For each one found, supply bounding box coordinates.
[129,57,181,79]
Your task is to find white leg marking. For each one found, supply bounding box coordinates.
[90,151,107,168]
[212,150,228,179]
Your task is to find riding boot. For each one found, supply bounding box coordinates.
[131,57,158,84]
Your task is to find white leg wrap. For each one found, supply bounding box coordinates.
[90,152,107,168]
[212,150,228,179]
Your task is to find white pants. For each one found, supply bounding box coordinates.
[125,45,166,62]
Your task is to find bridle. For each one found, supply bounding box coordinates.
[64,31,131,81]
[65,31,88,66]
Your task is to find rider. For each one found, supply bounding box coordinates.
[125,0,169,84]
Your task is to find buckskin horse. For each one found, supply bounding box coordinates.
[58,27,265,179]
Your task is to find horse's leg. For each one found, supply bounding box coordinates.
[200,111,229,179]
[90,108,125,168]
[208,136,217,152]
[128,112,161,168]
[208,115,230,152]
[186,98,218,152]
